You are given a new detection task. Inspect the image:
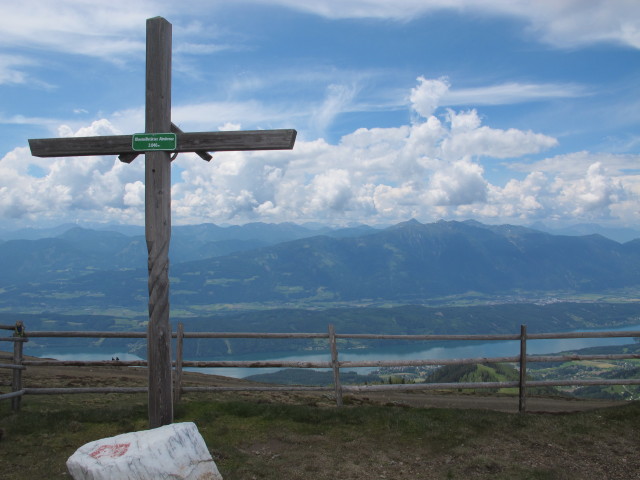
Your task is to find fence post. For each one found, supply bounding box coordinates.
[12,321,25,411]
[519,324,527,413]
[174,322,184,404]
[328,324,343,407]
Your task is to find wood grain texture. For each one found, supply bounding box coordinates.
[174,322,184,404]
[329,324,343,407]
[519,324,527,413]
[12,339,23,411]
[145,16,173,429]
[29,129,297,158]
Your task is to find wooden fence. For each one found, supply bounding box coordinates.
[2,322,640,413]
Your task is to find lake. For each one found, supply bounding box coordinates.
[29,324,640,379]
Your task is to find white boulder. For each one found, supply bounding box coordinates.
[66,422,223,480]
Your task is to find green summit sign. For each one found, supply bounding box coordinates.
[132,133,177,151]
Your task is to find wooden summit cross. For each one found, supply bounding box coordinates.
[28,16,296,428]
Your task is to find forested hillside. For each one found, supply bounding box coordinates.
[1,219,639,310]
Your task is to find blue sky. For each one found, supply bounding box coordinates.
[1,0,640,229]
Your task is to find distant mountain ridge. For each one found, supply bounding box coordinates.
[0,222,375,285]
[1,219,639,310]
[530,222,640,244]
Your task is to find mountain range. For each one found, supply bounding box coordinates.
[0,219,639,311]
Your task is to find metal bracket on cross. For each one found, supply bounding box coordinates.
[117,123,214,164]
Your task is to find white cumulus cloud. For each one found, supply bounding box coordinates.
[410,77,450,119]
[3,77,638,228]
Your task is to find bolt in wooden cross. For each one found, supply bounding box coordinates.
[28,16,296,428]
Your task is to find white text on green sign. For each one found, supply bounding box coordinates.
[132,133,177,151]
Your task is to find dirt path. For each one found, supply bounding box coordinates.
[354,390,623,412]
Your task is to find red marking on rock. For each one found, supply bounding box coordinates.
[89,443,131,459]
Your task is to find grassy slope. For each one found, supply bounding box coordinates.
[1,354,639,478]
[1,390,639,479]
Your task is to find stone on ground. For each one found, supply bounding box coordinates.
[66,421,222,479]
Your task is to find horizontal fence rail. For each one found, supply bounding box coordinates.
[1,322,640,412]
[26,331,148,338]
[336,333,521,341]
[343,381,520,393]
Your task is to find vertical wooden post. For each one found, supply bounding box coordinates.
[12,322,25,412]
[145,16,173,428]
[174,322,184,404]
[328,324,343,407]
[519,324,527,414]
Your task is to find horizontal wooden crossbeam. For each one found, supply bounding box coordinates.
[28,129,297,158]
